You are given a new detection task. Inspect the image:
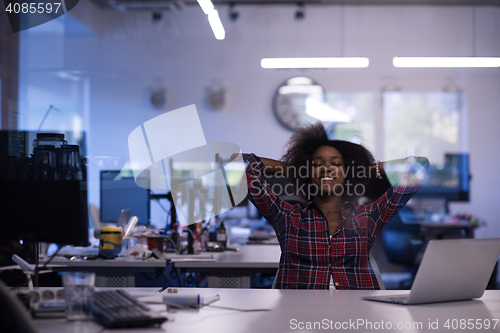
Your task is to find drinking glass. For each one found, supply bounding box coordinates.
[62,272,95,321]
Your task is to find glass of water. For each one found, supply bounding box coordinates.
[62,272,95,321]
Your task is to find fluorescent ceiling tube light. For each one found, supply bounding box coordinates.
[197,0,225,40]
[393,57,500,68]
[197,0,214,15]
[261,57,369,69]
[207,10,225,40]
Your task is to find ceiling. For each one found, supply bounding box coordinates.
[90,0,500,10]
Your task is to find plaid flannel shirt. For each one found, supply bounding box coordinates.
[244,153,429,290]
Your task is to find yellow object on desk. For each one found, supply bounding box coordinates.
[99,226,123,258]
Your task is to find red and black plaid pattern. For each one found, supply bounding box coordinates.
[244,153,428,290]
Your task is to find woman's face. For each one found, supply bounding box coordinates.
[310,146,345,197]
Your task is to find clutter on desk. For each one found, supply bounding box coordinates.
[224,217,277,245]
[163,293,210,308]
[56,246,99,257]
[31,133,84,181]
[11,287,66,318]
[33,299,66,318]
[161,288,219,308]
[216,220,227,249]
[445,213,483,224]
[399,211,485,225]
[127,243,153,259]
[85,213,274,260]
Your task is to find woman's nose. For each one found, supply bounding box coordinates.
[319,165,334,173]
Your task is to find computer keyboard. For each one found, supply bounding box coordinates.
[92,290,167,328]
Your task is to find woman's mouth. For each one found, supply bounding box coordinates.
[321,176,336,182]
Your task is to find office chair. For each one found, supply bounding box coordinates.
[379,208,424,289]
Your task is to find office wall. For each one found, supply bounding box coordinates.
[18,4,500,236]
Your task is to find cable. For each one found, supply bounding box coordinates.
[39,245,63,270]
[164,207,171,229]
[180,227,205,254]
[180,217,213,254]
[205,304,270,312]
[183,227,196,239]
[156,199,170,214]
[139,273,157,282]
[160,301,270,312]
[163,236,180,255]
[167,263,183,287]
[160,270,168,284]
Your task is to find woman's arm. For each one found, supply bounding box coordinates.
[366,156,430,238]
[231,154,287,175]
[242,154,297,236]
[259,157,288,176]
[378,156,429,188]
[232,153,289,176]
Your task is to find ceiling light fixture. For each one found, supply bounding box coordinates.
[393,7,499,68]
[393,57,500,68]
[197,0,225,40]
[261,57,369,69]
[295,2,305,20]
[229,3,239,22]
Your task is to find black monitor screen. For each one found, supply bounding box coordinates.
[1,180,89,246]
[100,170,150,225]
[0,130,89,247]
[414,153,470,201]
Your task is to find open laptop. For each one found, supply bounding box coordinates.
[116,209,132,227]
[363,238,500,305]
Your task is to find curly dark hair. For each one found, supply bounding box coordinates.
[281,123,378,202]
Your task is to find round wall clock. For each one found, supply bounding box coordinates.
[273,76,326,131]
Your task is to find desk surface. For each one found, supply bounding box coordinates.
[42,257,167,268]
[418,222,481,229]
[34,287,500,333]
[42,245,280,269]
[168,244,281,268]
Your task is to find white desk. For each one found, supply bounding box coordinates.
[35,288,500,333]
[168,245,281,287]
[42,245,279,288]
[44,258,168,287]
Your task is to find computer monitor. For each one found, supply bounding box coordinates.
[0,130,89,247]
[100,170,150,225]
[1,180,89,246]
[414,153,470,202]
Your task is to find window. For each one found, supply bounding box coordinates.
[383,91,465,165]
[324,92,376,153]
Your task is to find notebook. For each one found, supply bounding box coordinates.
[363,238,500,305]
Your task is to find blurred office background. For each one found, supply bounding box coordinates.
[1,0,499,286]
